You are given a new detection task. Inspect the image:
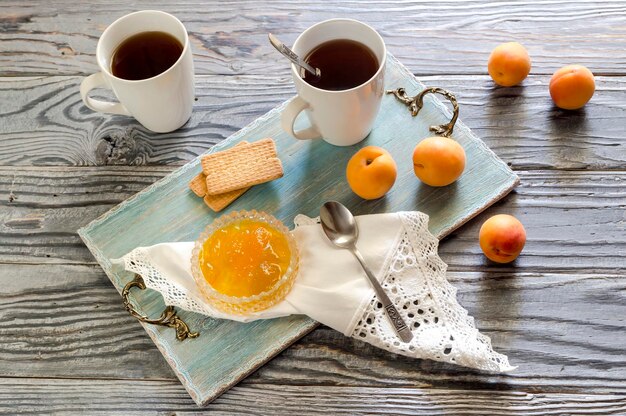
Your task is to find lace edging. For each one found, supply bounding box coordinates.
[349,211,514,372]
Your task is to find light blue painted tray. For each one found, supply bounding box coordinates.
[78,54,518,406]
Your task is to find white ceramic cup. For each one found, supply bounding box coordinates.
[281,19,386,146]
[80,10,194,133]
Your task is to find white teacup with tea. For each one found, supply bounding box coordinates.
[80,10,194,133]
[281,19,387,146]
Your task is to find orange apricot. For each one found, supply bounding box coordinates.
[346,146,397,200]
[412,137,466,187]
[487,42,531,87]
[479,214,526,263]
[549,65,595,110]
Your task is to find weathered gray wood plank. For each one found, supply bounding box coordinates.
[1,0,625,76]
[2,379,626,415]
[1,74,624,169]
[2,263,625,393]
[0,167,170,263]
[0,263,174,380]
[1,168,624,272]
[1,0,625,412]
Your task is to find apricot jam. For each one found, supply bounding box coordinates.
[199,219,292,297]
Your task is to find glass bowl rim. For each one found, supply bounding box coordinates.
[191,210,299,305]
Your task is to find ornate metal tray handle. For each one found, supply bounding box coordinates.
[122,274,199,341]
[387,87,459,137]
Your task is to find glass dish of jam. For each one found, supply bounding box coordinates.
[191,210,299,315]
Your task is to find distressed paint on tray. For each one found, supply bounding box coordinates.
[78,54,519,406]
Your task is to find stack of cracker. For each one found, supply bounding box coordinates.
[188,138,283,212]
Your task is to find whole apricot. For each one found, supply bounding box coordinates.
[412,137,466,187]
[487,42,531,87]
[479,214,526,263]
[346,146,397,200]
[549,64,595,110]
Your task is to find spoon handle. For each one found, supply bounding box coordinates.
[351,248,414,343]
[268,33,321,78]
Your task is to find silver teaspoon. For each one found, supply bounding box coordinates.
[268,33,321,79]
[320,201,413,343]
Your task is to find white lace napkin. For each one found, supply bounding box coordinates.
[112,211,514,373]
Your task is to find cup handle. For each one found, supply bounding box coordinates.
[281,95,322,140]
[80,72,131,116]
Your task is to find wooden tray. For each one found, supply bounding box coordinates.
[78,54,519,406]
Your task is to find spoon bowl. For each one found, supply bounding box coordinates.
[320,201,358,248]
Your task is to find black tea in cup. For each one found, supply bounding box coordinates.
[303,39,379,91]
[111,31,183,80]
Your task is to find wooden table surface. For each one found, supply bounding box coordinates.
[1,1,625,414]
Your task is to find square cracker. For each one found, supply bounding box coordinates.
[189,141,250,211]
[201,138,283,195]
[203,187,250,212]
[188,173,208,197]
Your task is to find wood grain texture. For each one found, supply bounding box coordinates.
[1,0,625,412]
[0,263,175,379]
[1,0,625,77]
[3,262,626,394]
[1,168,623,273]
[1,74,624,169]
[2,379,626,415]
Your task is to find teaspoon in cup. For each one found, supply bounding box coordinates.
[268,33,321,79]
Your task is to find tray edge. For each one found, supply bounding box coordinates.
[76,52,521,406]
